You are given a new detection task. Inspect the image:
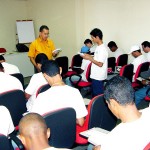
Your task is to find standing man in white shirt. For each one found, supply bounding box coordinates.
[31,60,88,127]
[107,41,124,62]
[141,41,150,61]
[128,45,147,75]
[25,53,48,111]
[0,63,23,93]
[81,28,108,97]
[0,55,20,74]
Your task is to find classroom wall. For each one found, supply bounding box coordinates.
[0,0,28,51]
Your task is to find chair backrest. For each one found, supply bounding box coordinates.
[0,48,6,53]
[0,134,13,150]
[71,54,83,70]
[43,108,76,148]
[116,54,128,66]
[11,73,24,89]
[120,64,134,82]
[108,57,116,71]
[85,63,92,82]
[36,84,51,97]
[0,90,27,127]
[55,56,69,76]
[134,62,149,82]
[85,94,117,131]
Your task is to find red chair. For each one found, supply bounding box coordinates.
[143,142,150,150]
[43,108,76,148]
[132,62,149,88]
[0,48,6,54]
[119,64,134,82]
[76,94,117,144]
[116,54,128,67]
[69,63,92,91]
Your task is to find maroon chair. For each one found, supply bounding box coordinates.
[119,64,134,82]
[132,62,149,88]
[69,63,92,91]
[76,94,117,144]
[108,57,116,72]
[116,54,128,67]
[0,48,6,54]
[143,142,150,150]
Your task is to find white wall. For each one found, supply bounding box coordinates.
[0,0,28,51]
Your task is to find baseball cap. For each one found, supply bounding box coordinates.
[128,45,140,54]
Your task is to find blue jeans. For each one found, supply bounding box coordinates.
[135,85,150,105]
[92,79,104,98]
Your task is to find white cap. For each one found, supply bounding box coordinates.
[128,45,140,54]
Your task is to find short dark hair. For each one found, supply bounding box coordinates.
[104,76,134,105]
[0,63,4,70]
[35,53,48,64]
[141,41,150,48]
[84,39,92,45]
[39,25,49,32]
[108,41,117,48]
[0,55,5,61]
[41,60,60,77]
[90,28,103,40]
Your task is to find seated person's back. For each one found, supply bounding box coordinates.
[0,55,20,74]
[31,60,88,126]
[0,106,14,136]
[25,53,48,111]
[0,63,23,93]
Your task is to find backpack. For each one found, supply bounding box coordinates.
[16,44,29,52]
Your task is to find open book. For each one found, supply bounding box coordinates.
[80,127,109,146]
[52,48,62,53]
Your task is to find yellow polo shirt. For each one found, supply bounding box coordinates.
[28,37,55,60]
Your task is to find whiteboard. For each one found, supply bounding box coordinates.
[16,20,35,43]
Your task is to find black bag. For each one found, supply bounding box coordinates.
[16,44,29,52]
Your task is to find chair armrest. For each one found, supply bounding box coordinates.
[9,134,24,150]
[69,74,82,86]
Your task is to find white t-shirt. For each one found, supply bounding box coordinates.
[2,62,20,74]
[100,107,150,150]
[147,52,150,62]
[0,106,14,136]
[31,85,88,119]
[81,59,91,82]
[25,72,47,111]
[0,72,23,93]
[90,45,97,53]
[90,44,108,80]
[132,55,147,73]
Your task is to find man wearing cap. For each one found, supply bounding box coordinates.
[128,45,147,79]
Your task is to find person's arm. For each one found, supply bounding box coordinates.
[82,54,103,67]
[76,117,85,126]
[93,145,101,150]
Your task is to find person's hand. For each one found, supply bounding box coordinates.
[82,54,93,61]
[141,80,147,85]
[93,145,101,150]
[53,51,59,57]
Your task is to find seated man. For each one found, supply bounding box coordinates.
[107,41,124,62]
[135,69,150,105]
[0,106,14,136]
[141,41,150,61]
[19,113,69,150]
[31,60,88,126]
[128,45,147,80]
[0,63,23,93]
[0,55,20,74]
[25,53,48,111]
[90,76,150,150]
[65,58,91,87]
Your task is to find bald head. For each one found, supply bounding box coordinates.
[19,113,47,137]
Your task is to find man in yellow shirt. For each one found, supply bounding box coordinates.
[28,25,58,71]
